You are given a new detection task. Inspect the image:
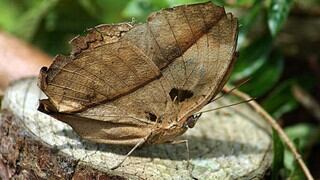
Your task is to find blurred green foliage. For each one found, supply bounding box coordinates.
[0,0,318,179]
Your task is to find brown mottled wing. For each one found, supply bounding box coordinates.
[39,24,161,113]
[39,2,224,113]
[171,13,238,121]
[38,2,238,145]
[67,4,237,144]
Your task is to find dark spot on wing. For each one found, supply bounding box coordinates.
[146,112,159,122]
[169,88,193,102]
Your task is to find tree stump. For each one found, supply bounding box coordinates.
[0,78,272,179]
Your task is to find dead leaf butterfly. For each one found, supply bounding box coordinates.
[38,2,238,149]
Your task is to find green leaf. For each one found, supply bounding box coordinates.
[231,35,273,82]
[32,1,103,55]
[95,0,131,23]
[12,0,60,41]
[0,1,21,32]
[122,0,169,22]
[268,0,294,36]
[122,0,227,21]
[168,0,209,7]
[238,52,284,97]
[283,124,319,180]
[285,123,319,156]
[284,139,306,180]
[233,0,256,6]
[272,130,285,180]
[261,76,315,118]
[237,0,262,47]
[262,82,298,118]
[210,0,226,6]
[78,0,102,18]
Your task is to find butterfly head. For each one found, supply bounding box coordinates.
[184,113,202,128]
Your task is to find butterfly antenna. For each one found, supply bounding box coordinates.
[211,78,251,102]
[194,97,255,116]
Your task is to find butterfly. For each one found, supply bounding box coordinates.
[38,2,238,149]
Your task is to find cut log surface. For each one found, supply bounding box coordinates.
[0,78,272,179]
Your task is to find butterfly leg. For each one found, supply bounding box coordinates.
[169,139,190,168]
[110,137,147,170]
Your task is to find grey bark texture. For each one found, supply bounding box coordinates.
[0,78,272,179]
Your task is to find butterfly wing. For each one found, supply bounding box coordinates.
[74,11,238,144]
[38,2,238,145]
[39,24,161,113]
[39,2,224,113]
[165,13,238,121]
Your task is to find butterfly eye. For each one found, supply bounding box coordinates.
[185,113,202,128]
[169,88,193,103]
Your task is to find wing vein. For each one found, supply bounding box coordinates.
[163,12,187,85]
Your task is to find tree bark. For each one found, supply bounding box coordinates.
[0,78,272,179]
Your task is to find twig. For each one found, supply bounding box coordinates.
[292,84,320,122]
[223,86,314,180]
